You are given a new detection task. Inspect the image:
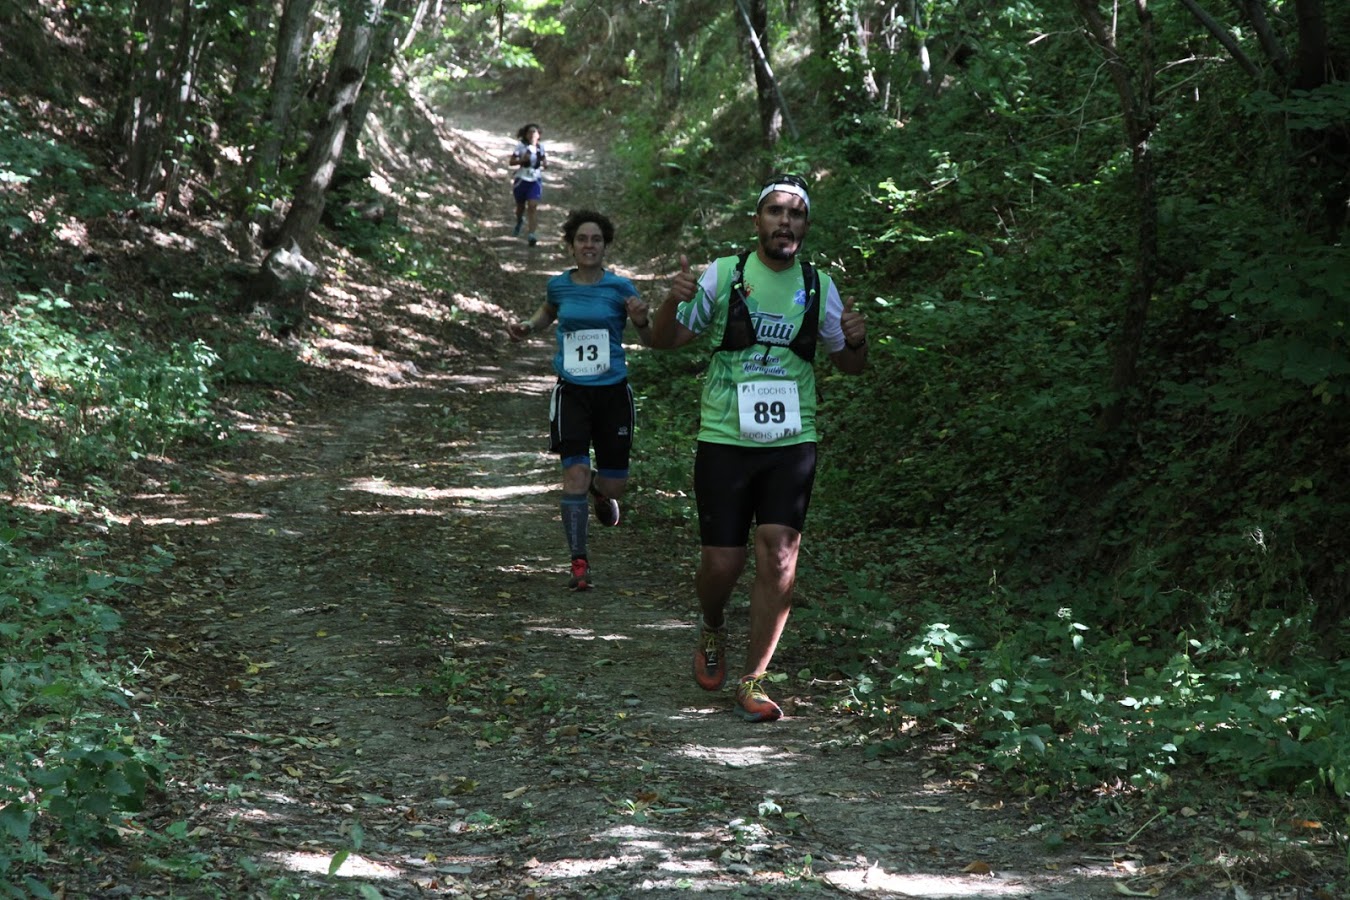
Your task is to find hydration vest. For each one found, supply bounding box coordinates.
[519,146,545,169]
[715,252,821,362]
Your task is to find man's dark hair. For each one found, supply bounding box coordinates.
[562,209,616,245]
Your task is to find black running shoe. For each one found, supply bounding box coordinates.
[589,472,620,527]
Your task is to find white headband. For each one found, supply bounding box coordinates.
[757,182,810,213]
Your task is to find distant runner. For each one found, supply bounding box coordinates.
[508,123,547,246]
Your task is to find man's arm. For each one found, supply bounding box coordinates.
[647,254,700,350]
[828,297,867,374]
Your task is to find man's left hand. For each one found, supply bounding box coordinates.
[841,297,866,349]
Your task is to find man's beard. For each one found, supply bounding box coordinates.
[760,233,799,261]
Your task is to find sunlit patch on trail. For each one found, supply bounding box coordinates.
[343,477,551,501]
[821,866,1040,896]
[521,853,641,879]
[676,743,804,767]
[635,618,695,632]
[103,511,269,527]
[671,706,728,719]
[267,850,402,880]
[524,625,630,642]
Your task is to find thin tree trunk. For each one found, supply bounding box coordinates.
[817,0,877,121]
[226,2,277,138]
[348,0,417,153]
[661,0,682,107]
[399,0,433,53]
[1074,0,1159,435]
[244,0,320,218]
[1292,0,1328,90]
[1233,0,1289,78]
[274,0,387,251]
[906,0,933,97]
[124,0,176,197]
[162,11,208,212]
[1178,0,1261,79]
[737,0,787,147]
[850,2,880,101]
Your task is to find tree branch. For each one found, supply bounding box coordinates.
[1178,0,1262,79]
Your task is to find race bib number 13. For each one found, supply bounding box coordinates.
[737,380,802,443]
[562,329,611,376]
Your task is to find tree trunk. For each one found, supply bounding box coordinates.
[1179,0,1261,79]
[738,0,783,148]
[226,2,277,141]
[122,0,178,198]
[1292,0,1328,90]
[817,0,878,122]
[661,0,682,107]
[902,0,932,100]
[161,11,208,213]
[348,0,418,154]
[399,0,434,53]
[1073,0,1159,435]
[244,0,320,219]
[259,0,388,330]
[1233,0,1290,77]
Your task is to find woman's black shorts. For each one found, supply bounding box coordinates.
[549,379,635,471]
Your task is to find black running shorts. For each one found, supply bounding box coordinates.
[549,380,635,471]
[693,440,817,547]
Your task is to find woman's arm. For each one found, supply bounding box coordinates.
[507,301,556,342]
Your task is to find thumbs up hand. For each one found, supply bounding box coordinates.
[840,297,867,350]
[667,254,697,304]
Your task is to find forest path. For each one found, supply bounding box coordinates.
[96,97,1177,899]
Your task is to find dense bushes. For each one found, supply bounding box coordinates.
[0,524,169,888]
[0,295,223,488]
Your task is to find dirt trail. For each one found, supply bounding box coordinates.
[85,99,1208,899]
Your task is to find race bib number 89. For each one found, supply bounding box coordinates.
[562,329,611,376]
[737,380,802,443]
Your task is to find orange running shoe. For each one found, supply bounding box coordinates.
[693,625,727,691]
[735,674,782,722]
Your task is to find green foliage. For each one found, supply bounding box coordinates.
[322,155,408,260]
[0,111,139,291]
[434,654,569,720]
[628,355,702,495]
[0,292,225,484]
[215,335,303,386]
[808,583,1350,802]
[0,523,171,889]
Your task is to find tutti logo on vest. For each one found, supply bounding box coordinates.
[750,312,797,346]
